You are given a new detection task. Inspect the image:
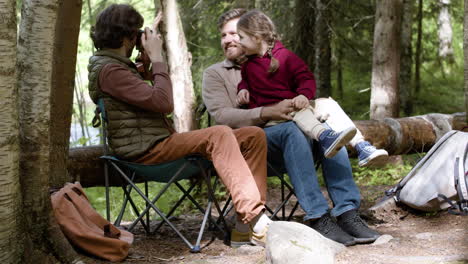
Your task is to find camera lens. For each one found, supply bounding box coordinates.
[136,29,144,48]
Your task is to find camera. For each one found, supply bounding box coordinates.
[136,29,144,50]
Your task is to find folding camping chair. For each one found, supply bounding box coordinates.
[93,99,228,253]
[198,104,321,221]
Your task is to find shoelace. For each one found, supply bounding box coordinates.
[317,215,340,235]
[344,213,369,228]
[362,145,376,153]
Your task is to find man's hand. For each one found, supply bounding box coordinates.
[292,94,309,110]
[237,89,250,105]
[141,11,164,63]
[260,99,295,121]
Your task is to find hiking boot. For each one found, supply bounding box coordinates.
[230,229,253,248]
[319,128,357,158]
[306,213,356,246]
[337,209,380,244]
[356,141,389,167]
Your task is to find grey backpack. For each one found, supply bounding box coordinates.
[386,130,468,215]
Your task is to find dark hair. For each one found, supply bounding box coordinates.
[238,10,279,73]
[217,8,247,30]
[90,4,144,50]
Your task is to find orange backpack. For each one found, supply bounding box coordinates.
[51,182,133,262]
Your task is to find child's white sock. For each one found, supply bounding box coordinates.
[251,213,272,233]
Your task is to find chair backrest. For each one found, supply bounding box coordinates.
[92,98,110,154]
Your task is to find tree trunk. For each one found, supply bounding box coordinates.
[370,0,403,120]
[465,0,468,122]
[415,0,423,96]
[399,0,414,116]
[17,0,81,262]
[49,0,82,188]
[235,0,255,9]
[438,0,454,60]
[314,0,332,97]
[0,1,23,262]
[160,0,197,132]
[293,0,315,71]
[352,112,466,156]
[336,46,344,99]
[69,113,467,188]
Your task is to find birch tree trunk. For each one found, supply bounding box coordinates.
[399,0,413,116]
[0,1,23,262]
[17,0,80,262]
[438,0,454,60]
[465,0,468,121]
[370,0,403,120]
[314,0,332,97]
[160,0,196,132]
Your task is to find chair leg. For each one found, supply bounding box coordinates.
[197,162,229,240]
[145,181,150,232]
[115,172,137,227]
[104,161,111,222]
[128,163,190,231]
[111,162,197,250]
[153,181,198,232]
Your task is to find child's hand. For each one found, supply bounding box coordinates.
[237,90,250,105]
[292,95,309,109]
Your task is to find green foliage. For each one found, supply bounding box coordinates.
[352,162,413,186]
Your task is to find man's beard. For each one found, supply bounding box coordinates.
[224,44,244,61]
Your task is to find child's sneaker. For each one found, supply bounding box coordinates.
[356,141,388,167]
[319,127,357,158]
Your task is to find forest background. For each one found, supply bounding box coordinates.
[68,0,465,218]
[71,0,465,147]
[1,0,466,262]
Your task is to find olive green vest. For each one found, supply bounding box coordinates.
[88,50,171,160]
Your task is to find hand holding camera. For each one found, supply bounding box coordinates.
[136,11,163,80]
[139,11,163,63]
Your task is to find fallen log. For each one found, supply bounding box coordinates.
[68,112,466,188]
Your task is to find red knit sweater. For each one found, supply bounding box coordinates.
[238,41,316,109]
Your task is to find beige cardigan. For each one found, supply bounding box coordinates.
[202,59,265,128]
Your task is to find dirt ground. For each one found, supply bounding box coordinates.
[82,186,468,264]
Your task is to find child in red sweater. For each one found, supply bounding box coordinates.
[236,10,388,166]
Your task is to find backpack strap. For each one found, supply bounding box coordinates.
[438,150,468,216]
[437,194,468,216]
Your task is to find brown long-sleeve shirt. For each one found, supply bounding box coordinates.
[99,62,173,114]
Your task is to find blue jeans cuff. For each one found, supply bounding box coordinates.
[303,212,328,221]
[330,205,357,218]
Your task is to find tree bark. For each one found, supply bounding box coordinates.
[370,0,403,120]
[314,0,332,97]
[235,0,255,9]
[415,0,423,96]
[399,0,413,116]
[336,46,344,99]
[160,0,197,132]
[49,0,82,188]
[69,113,467,188]
[293,0,315,72]
[0,1,23,262]
[17,0,81,262]
[464,0,468,122]
[438,0,454,60]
